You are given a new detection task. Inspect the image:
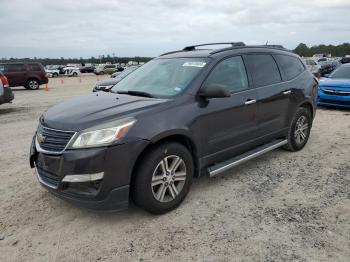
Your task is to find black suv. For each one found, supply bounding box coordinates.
[29,43,318,214]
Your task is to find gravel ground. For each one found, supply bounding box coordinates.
[0,75,349,262]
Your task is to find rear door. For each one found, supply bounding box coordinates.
[196,56,258,163]
[3,63,27,87]
[244,54,288,136]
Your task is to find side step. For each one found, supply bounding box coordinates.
[208,139,287,177]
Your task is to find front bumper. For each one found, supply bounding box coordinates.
[317,89,350,108]
[0,87,14,104]
[30,137,149,211]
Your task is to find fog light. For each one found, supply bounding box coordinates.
[62,172,104,183]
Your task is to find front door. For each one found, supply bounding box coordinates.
[195,56,258,164]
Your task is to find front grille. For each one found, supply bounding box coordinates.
[319,98,350,106]
[37,167,60,188]
[37,124,75,153]
[323,89,350,96]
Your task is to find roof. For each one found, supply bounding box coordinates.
[159,42,294,59]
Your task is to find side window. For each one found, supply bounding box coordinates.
[6,64,26,72]
[246,54,281,87]
[274,55,305,81]
[205,56,248,93]
[28,64,41,71]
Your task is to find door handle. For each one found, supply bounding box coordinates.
[283,90,291,95]
[245,99,256,105]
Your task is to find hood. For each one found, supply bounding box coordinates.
[95,78,120,87]
[41,92,168,131]
[319,78,350,89]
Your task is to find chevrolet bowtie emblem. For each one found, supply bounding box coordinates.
[36,133,46,143]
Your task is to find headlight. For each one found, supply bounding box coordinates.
[71,117,136,149]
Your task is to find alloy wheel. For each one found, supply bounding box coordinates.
[294,115,309,144]
[28,80,39,89]
[151,155,187,203]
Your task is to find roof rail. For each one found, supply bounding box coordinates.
[183,42,245,51]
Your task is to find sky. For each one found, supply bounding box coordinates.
[0,0,349,58]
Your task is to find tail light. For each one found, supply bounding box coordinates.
[0,75,9,88]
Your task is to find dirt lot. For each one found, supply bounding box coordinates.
[0,75,349,262]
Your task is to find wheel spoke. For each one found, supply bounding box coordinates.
[152,176,164,187]
[173,171,186,181]
[168,184,176,199]
[168,183,178,199]
[169,157,182,172]
[162,159,170,172]
[159,161,167,175]
[156,184,167,201]
[300,130,306,140]
[301,123,309,131]
[296,133,301,144]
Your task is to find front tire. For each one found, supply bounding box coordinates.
[132,142,193,214]
[284,107,312,151]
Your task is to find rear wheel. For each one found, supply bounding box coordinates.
[53,73,58,77]
[132,142,193,214]
[72,72,78,77]
[25,79,40,90]
[284,107,312,151]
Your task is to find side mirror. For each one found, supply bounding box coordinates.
[199,84,231,98]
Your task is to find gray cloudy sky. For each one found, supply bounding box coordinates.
[1,0,349,58]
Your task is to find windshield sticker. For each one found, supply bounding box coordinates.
[182,62,206,68]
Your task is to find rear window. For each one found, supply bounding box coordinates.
[274,55,305,81]
[28,64,42,71]
[246,54,281,87]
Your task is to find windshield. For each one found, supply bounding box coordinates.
[114,66,138,79]
[111,58,208,98]
[329,66,350,79]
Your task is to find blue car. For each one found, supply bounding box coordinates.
[318,64,350,108]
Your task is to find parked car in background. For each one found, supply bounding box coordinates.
[340,57,350,64]
[93,65,140,92]
[303,59,321,77]
[318,60,340,77]
[94,64,119,75]
[30,43,318,214]
[64,67,80,77]
[80,65,95,73]
[318,63,350,108]
[0,63,48,90]
[0,72,14,105]
[45,68,60,78]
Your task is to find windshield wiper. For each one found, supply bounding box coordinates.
[116,90,154,98]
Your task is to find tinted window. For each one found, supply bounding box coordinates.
[246,54,281,87]
[275,55,305,81]
[205,56,248,93]
[306,60,316,66]
[28,64,41,71]
[5,64,26,72]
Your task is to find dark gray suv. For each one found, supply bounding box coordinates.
[30,43,318,214]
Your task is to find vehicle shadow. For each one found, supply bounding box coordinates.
[0,106,28,115]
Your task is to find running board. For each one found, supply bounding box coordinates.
[208,139,287,177]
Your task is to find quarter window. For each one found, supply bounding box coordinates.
[246,54,281,87]
[28,64,41,71]
[205,56,248,93]
[274,55,305,81]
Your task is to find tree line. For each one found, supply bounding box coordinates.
[0,55,153,66]
[293,43,350,57]
[1,43,350,65]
